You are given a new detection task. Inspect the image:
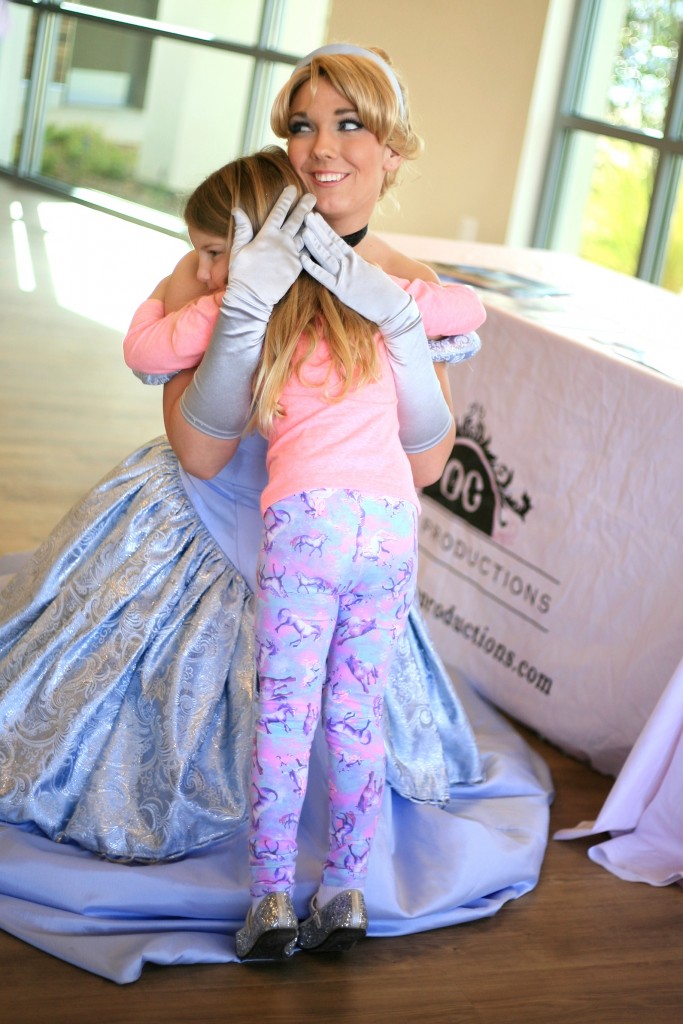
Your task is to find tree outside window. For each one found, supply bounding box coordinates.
[535,0,683,293]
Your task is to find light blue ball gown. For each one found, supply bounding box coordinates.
[0,434,551,981]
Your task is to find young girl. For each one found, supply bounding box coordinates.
[0,44,557,984]
[123,145,484,960]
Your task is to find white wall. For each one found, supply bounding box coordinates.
[327,0,564,244]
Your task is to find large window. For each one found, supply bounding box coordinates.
[534,0,683,292]
[0,0,329,228]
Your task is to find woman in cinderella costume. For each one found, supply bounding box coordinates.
[0,44,551,982]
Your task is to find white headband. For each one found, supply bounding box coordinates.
[293,43,406,118]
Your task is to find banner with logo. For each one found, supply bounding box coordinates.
[418,306,683,775]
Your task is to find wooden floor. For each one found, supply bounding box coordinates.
[1,177,682,1023]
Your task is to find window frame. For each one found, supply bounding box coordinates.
[532,0,683,285]
[3,0,312,232]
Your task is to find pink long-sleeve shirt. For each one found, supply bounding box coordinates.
[123,278,485,514]
[123,277,485,374]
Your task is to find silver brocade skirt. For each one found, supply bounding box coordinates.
[0,438,481,862]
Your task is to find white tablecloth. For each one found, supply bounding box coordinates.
[555,654,683,887]
[382,236,683,777]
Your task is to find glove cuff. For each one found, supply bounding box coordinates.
[379,296,422,340]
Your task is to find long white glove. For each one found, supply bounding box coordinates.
[300,212,453,453]
[180,186,317,439]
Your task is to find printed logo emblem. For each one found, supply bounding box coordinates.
[423,403,533,537]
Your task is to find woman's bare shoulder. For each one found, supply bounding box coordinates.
[361,234,439,283]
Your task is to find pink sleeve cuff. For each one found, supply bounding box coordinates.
[392,276,486,336]
[123,294,221,373]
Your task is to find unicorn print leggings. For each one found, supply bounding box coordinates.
[249,487,417,897]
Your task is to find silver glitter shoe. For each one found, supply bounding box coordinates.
[235,892,298,961]
[297,889,368,953]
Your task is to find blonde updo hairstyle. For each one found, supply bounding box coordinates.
[184,146,380,434]
[270,47,423,198]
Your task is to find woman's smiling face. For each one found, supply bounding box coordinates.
[286,75,401,236]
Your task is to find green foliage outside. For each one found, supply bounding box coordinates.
[41,123,135,180]
[39,123,182,215]
[611,0,681,133]
[580,140,682,292]
[661,197,683,292]
[577,0,683,293]
[580,139,652,278]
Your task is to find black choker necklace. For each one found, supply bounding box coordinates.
[341,224,369,247]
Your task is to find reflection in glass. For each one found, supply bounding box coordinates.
[1,1,330,219]
[551,132,656,276]
[38,16,254,216]
[661,163,683,292]
[574,0,682,135]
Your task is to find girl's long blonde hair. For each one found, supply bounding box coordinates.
[270,47,423,198]
[184,146,379,434]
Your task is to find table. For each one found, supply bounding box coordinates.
[381,235,683,774]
